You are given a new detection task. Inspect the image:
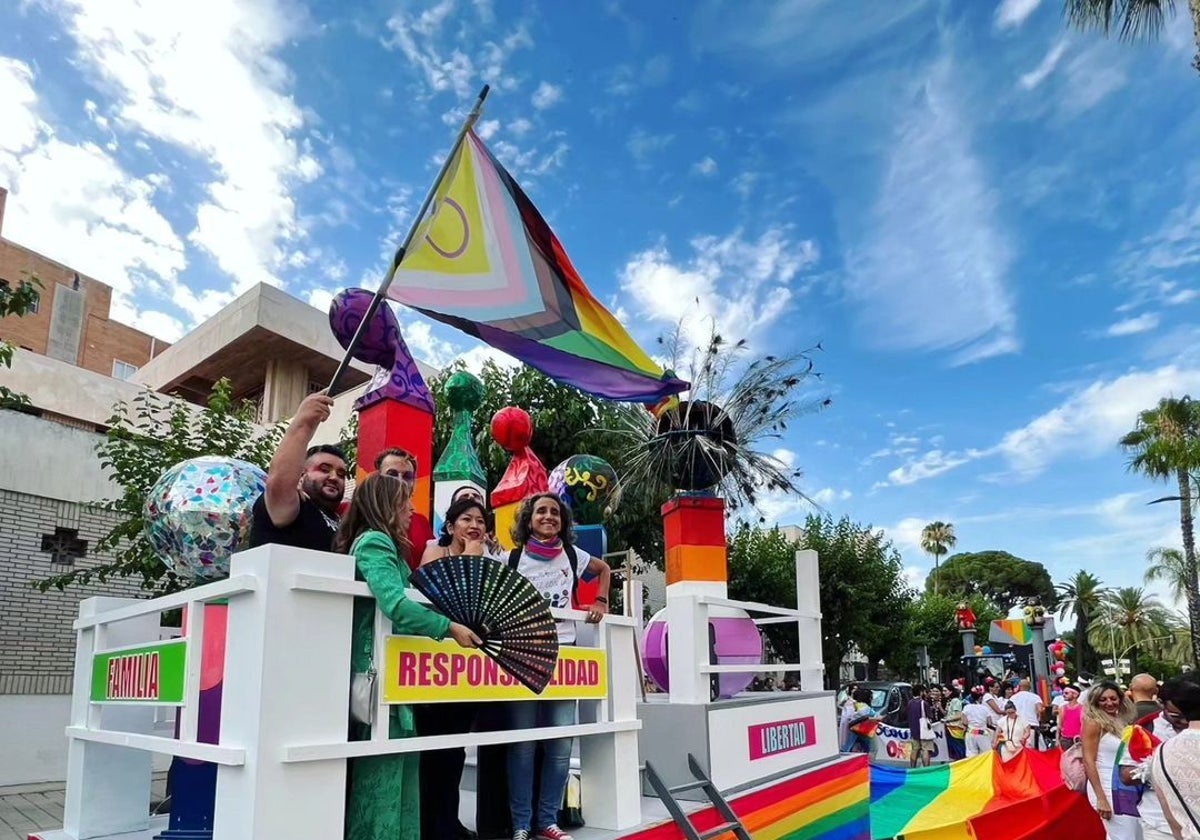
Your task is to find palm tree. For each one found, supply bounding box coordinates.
[1064,0,1200,73]
[1121,396,1200,665]
[1088,586,1173,673]
[1146,546,1192,605]
[921,522,957,596]
[1057,570,1107,674]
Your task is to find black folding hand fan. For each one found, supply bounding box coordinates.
[410,555,560,694]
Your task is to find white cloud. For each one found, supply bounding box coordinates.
[845,58,1017,366]
[531,81,564,110]
[307,287,334,314]
[994,0,1043,30]
[606,56,671,96]
[476,119,501,140]
[876,449,976,488]
[1057,42,1128,118]
[508,117,534,137]
[618,226,819,348]
[692,156,718,177]
[996,364,1200,478]
[36,0,322,304]
[811,486,852,505]
[730,171,758,198]
[627,130,674,164]
[384,5,532,102]
[1019,40,1067,89]
[1105,313,1160,337]
[0,57,186,327]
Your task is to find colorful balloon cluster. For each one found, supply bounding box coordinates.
[973,645,993,655]
[1049,640,1071,677]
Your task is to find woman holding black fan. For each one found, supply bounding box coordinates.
[503,493,611,840]
[334,473,481,840]
[416,495,498,840]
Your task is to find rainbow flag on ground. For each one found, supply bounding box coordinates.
[869,749,1104,840]
[386,129,689,404]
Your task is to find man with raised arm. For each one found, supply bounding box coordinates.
[248,391,347,552]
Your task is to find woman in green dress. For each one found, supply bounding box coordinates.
[334,472,481,840]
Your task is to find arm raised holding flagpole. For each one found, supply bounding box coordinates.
[326,83,490,398]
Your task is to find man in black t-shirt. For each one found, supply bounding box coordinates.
[248,391,346,552]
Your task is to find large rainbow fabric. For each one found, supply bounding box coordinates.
[387,130,690,404]
[625,756,870,840]
[869,749,1104,840]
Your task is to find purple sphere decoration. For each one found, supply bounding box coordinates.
[642,606,763,698]
[329,288,434,414]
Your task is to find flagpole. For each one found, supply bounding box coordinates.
[325,83,490,397]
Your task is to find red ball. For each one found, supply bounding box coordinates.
[491,406,533,452]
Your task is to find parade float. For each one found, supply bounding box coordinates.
[35,87,867,840]
[33,86,1100,840]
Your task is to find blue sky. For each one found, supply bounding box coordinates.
[1,0,1198,604]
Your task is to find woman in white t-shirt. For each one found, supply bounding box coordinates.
[994,701,1031,762]
[504,493,611,840]
[962,693,994,757]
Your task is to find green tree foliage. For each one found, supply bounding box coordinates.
[899,594,1003,683]
[1088,586,1174,670]
[1120,396,1200,666]
[0,273,43,409]
[928,550,1057,613]
[34,379,283,596]
[1057,570,1108,675]
[427,360,666,561]
[1063,0,1198,72]
[920,521,956,597]
[727,515,912,686]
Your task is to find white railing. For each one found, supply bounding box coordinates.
[665,548,827,703]
[61,544,643,840]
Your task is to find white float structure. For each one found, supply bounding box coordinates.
[42,541,863,840]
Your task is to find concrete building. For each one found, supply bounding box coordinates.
[0,191,382,785]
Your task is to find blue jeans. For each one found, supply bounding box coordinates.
[507,700,576,832]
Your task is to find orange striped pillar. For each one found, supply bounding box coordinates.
[663,496,728,594]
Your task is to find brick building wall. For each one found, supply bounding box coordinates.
[0,489,144,695]
[0,237,169,376]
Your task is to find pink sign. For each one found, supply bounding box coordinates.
[748,716,817,760]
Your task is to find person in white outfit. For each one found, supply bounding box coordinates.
[1082,680,1139,840]
[962,691,993,758]
[994,701,1031,762]
[1010,678,1045,749]
[1120,676,1191,840]
[1150,676,1200,840]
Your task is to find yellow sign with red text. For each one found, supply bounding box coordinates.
[382,636,607,703]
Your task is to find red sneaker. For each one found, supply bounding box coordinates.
[536,826,574,840]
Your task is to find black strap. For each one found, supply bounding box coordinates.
[508,545,580,608]
[1158,739,1200,834]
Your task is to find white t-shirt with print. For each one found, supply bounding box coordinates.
[509,545,592,644]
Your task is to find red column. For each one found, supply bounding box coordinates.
[356,399,434,520]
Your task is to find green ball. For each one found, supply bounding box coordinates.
[445,371,485,412]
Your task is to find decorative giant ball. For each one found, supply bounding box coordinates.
[491,406,533,452]
[547,454,619,525]
[143,456,267,582]
[642,606,763,699]
[445,370,486,413]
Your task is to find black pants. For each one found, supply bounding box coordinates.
[416,702,478,840]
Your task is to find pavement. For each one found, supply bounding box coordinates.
[0,776,166,840]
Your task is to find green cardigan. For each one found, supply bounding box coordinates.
[349,530,451,675]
